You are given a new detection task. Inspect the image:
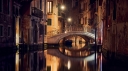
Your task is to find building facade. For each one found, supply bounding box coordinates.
[0,0,47,49]
[46,0,59,35]
[101,0,128,60]
[64,0,83,32]
[79,0,91,33]
[19,0,47,48]
[0,0,17,49]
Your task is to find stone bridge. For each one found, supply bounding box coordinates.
[47,31,96,44]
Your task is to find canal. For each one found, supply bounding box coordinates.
[0,43,127,71]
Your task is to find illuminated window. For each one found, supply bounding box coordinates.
[47,1,53,13]
[0,25,3,37]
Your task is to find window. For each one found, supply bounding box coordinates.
[81,18,84,24]
[0,25,3,37]
[75,0,78,6]
[99,0,103,6]
[47,1,53,13]
[113,2,116,20]
[90,0,96,4]
[40,0,42,9]
[0,0,3,12]
[47,19,52,25]
[72,0,78,8]
[84,3,87,11]
[8,26,11,36]
[3,0,9,14]
[85,17,87,25]
[81,2,84,10]
[58,3,61,16]
[8,0,11,14]
[72,0,75,7]
[47,66,51,71]
[45,25,47,35]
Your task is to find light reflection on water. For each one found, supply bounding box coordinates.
[15,52,19,71]
[72,42,86,49]
[14,50,46,71]
[13,43,102,71]
[1,46,127,71]
[59,47,94,57]
[45,47,102,71]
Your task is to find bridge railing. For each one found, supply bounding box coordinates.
[47,29,60,37]
[65,26,93,33]
[47,26,94,37]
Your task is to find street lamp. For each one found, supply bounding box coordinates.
[61,5,65,10]
[67,17,72,31]
[60,4,66,33]
[67,18,72,22]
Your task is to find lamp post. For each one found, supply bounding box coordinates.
[67,17,72,31]
[59,4,66,33]
[67,17,72,22]
[61,5,65,10]
[60,4,66,45]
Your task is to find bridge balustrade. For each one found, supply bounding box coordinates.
[47,26,93,38]
[47,29,60,37]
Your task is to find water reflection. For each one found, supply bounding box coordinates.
[0,52,15,71]
[1,45,127,71]
[72,42,86,49]
[15,50,46,71]
[15,52,19,71]
[60,42,94,57]
[0,40,104,71]
[45,48,101,71]
[98,53,102,71]
[59,47,94,57]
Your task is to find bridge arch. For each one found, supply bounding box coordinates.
[58,34,91,43]
[47,31,96,44]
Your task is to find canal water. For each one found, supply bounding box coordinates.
[1,43,127,71]
[0,42,103,71]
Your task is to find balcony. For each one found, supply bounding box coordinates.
[31,7,43,18]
